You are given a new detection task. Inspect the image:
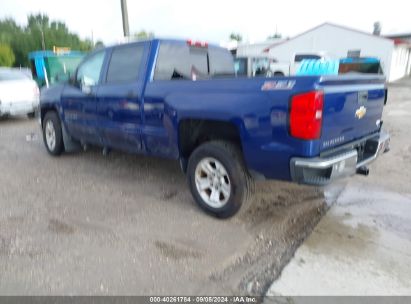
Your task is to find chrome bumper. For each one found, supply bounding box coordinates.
[290,131,390,185]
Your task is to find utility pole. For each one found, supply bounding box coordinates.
[120,0,130,38]
[40,29,46,51]
[37,22,46,50]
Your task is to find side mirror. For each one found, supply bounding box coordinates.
[79,75,96,95]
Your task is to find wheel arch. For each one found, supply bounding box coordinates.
[177,118,244,172]
[41,104,80,152]
[40,104,60,127]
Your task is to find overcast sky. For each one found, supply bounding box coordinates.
[1,0,409,45]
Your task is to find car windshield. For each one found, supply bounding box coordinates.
[0,70,29,81]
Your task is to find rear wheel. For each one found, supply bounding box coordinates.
[187,141,252,218]
[42,111,64,156]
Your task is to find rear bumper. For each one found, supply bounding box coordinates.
[290,130,390,185]
[0,100,38,116]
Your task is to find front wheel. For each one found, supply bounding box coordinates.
[187,141,252,218]
[42,111,64,156]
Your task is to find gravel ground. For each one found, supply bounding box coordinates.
[267,77,411,296]
[0,117,326,295]
[361,77,411,194]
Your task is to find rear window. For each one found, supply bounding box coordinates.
[106,44,144,83]
[294,54,322,62]
[339,63,383,75]
[208,47,235,76]
[0,70,29,81]
[154,42,234,80]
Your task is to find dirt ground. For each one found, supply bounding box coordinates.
[0,115,327,295]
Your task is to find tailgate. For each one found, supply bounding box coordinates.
[318,75,386,152]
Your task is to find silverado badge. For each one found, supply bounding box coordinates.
[355,106,367,119]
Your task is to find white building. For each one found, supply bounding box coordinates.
[235,39,284,57]
[384,34,411,81]
[237,23,411,82]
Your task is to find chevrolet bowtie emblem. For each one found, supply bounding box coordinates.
[355,106,367,119]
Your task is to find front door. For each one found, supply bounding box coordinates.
[61,50,106,144]
[96,43,147,153]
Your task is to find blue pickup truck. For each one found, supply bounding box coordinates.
[39,39,390,218]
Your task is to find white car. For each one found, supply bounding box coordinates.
[0,68,39,118]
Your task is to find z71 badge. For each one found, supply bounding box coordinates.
[261,80,296,91]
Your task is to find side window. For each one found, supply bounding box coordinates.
[154,43,186,80]
[294,54,322,62]
[208,46,235,76]
[154,43,234,80]
[106,45,144,83]
[154,43,208,80]
[76,51,105,86]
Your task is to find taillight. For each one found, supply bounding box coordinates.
[290,91,324,140]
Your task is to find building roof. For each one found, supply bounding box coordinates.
[28,50,84,59]
[384,33,411,48]
[263,22,393,52]
[384,33,411,39]
[391,38,411,46]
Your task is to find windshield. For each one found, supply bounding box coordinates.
[0,70,30,81]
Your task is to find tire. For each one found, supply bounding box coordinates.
[274,71,284,76]
[187,141,253,218]
[27,112,35,119]
[42,111,64,156]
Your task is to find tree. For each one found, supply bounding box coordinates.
[0,14,93,67]
[267,33,282,39]
[229,33,242,42]
[0,44,15,66]
[94,40,105,50]
[0,18,21,45]
[134,30,154,40]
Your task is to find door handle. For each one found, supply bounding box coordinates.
[126,91,137,98]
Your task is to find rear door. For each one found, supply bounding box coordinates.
[95,42,148,153]
[143,41,210,158]
[61,50,106,144]
[143,41,235,158]
[319,75,386,152]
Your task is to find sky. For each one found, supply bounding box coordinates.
[0,0,410,45]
